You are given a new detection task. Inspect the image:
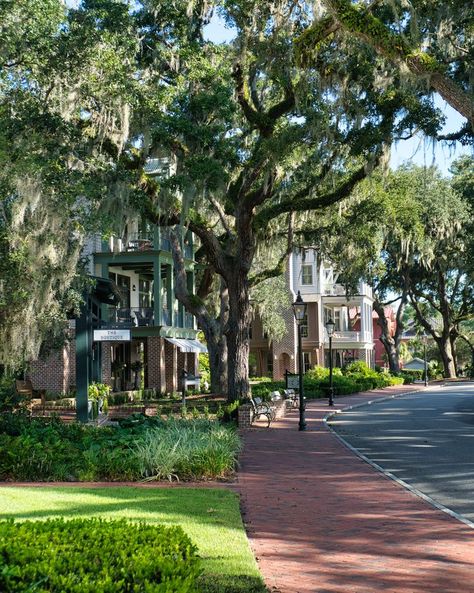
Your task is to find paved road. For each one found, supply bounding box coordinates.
[329,383,474,523]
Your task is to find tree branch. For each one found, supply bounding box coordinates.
[249,214,294,286]
[296,0,473,127]
[254,155,380,228]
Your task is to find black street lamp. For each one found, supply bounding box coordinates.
[325,318,336,406]
[423,333,428,387]
[292,291,307,431]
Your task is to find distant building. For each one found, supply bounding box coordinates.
[249,248,375,380]
[371,306,397,367]
[402,357,426,371]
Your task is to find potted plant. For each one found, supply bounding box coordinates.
[88,382,111,420]
[130,360,143,390]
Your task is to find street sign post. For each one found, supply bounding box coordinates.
[284,369,300,390]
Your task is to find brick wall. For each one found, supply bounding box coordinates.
[147,336,166,394]
[101,343,112,387]
[27,333,76,395]
[165,339,177,393]
[272,304,297,379]
[29,333,184,398]
[28,348,68,394]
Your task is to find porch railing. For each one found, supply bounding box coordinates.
[107,307,155,327]
[323,330,373,343]
[105,306,194,329]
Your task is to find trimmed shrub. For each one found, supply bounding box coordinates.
[0,518,200,593]
[250,362,408,401]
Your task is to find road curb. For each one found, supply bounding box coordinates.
[323,386,474,531]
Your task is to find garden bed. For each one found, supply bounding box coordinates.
[0,414,240,482]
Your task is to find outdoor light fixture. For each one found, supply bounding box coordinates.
[292,291,307,431]
[292,290,307,323]
[325,318,336,406]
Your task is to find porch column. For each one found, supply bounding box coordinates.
[153,256,161,325]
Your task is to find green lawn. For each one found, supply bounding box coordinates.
[0,486,266,593]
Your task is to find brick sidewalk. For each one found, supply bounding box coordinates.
[237,386,474,593]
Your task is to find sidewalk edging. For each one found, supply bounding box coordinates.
[323,386,474,530]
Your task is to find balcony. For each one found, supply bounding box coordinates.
[323,282,372,299]
[105,307,193,329]
[323,330,373,344]
[107,307,155,327]
[107,232,194,258]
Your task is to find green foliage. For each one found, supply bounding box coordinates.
[306,366,342,380]
[0,486,266,593]
[132,418,241,481]
[88,382,111,401]
[251,364,407,400]
[0,375,25,412]
[0,415,240,482]
[0,518,200,593]
[250,274,290,341]
[199,353,211,391]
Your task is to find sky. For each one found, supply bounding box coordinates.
[202,16,472,176]
[64,2,471,175]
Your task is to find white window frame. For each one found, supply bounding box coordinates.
[303,352,312,373]
[301,264,313,285]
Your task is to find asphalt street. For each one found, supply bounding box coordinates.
[329,383,474,522]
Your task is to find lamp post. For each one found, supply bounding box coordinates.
[292,291,307,431]
[423,333,428,387]
[325,318,336,406]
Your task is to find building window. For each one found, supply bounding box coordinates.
[267,351,273,376]
[324,307,341,331]
[301,264,313,285]
[114,274,131,308]
[139,279,151,308]
[303,352,311,373]
[300,311,308,338]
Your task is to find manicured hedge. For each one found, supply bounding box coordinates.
[0,518,201,593]
[251,362,406,400]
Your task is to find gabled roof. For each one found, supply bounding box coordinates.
[402,357,426,370]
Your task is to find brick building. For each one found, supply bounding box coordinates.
[249,249,375,379]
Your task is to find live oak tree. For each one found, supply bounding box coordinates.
[0,0,452,397]
[0,0,139,368]
[297,0,474,139]
[318,164,473,377]
[133,0,447,400]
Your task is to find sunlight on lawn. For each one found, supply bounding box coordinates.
[0,486,265,593]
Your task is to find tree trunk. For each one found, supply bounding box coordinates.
[168,230,228,395]
[225,271,251,402]
[436,334,457,378]
[374,300,399,373]
[450,331,459,376]
[373,294,407,374]
[200,321,227,395]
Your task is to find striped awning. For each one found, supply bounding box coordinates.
[165,338,208,353]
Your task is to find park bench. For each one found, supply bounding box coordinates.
[283,388,298,408]
[249,395,277,427]
[15,379,46,412]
